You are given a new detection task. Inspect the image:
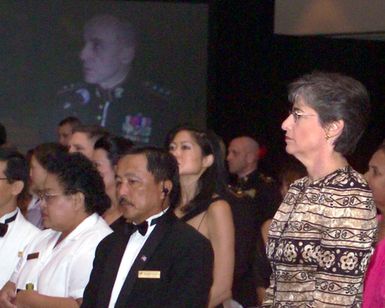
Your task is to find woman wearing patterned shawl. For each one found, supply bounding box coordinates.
[262,71,376,307]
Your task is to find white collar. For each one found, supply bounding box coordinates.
[0,208,18,224]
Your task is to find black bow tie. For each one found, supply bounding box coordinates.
[0,212,18,237]
[133,221,149,236]
[130,214,166,236]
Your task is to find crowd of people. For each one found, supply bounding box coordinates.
[0,13,383,308]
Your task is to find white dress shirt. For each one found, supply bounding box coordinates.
[11,213,112,299]
[108,210,167,308]
[0,208,40,288]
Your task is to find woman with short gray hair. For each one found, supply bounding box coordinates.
[263,71,377,307]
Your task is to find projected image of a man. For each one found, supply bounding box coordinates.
[80,15,135,89]
[56,14,173,145]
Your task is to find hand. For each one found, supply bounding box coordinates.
[15,290,37,308]
[0,283,16,308]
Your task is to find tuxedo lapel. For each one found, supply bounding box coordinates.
[98,234,130,307]
[115,212,175,307]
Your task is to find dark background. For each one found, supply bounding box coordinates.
[208,1,385,177]
[0,1,384,176]
[0,0,208,150]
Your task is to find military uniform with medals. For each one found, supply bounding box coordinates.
[55,78,176,145]
[229,169,281,221]
[228,169,281,304]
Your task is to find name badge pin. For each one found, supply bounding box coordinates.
[138,270,161,279]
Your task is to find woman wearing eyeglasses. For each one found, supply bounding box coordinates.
[262,72,377,307]
[0,153,112,307]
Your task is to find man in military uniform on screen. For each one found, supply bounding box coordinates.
[56,14,173,145]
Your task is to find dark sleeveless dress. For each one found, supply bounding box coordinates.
[180,196,225,308]
[180,196,223,223]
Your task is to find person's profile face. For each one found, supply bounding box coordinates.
[116,154,164,224]
[30,155,48,191]
[0,161,16,208]
[365,149,385,213]
[281,97,326,160]
[79,21,130,89]
[92,148,115,191]
[226,139,248,176]
[57,123,73,147]
[40,173,78,233]
[68,132,94,160]
[168,130,209,178]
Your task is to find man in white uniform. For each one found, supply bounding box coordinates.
[0,153,112,306]
[0,149,40,288]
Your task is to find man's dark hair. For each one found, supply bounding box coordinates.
[94,135,133,166]
[33,143,68,169]
[58,116,82,130]
[288,71,370,155]
[123,147,180,210]
[0,123,7,146]
[0,148,29,202]
[73,125,109,143]
[45,152,110,215]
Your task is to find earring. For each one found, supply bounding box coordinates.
[325,133,331,140]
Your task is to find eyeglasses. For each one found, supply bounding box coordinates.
[289,109,317,123]
[39,192,65,203]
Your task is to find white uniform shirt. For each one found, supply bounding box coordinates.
[0,208,40,288]
[108,210,167,308]
[11,213,112,299]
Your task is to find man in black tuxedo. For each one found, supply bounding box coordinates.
[81,147,213,308]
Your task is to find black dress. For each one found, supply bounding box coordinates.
[181,194,258,307]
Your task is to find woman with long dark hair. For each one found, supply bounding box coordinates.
[166,126,235,307]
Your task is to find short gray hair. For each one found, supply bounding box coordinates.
[288,71,370,155]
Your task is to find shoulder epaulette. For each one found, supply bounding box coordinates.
[142,80,172,100]
[56,82,88,96]
[259,173,274,184]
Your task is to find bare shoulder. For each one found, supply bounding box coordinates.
[205,198,234,249]
[206,198,233,226]
[207,198,232,215]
